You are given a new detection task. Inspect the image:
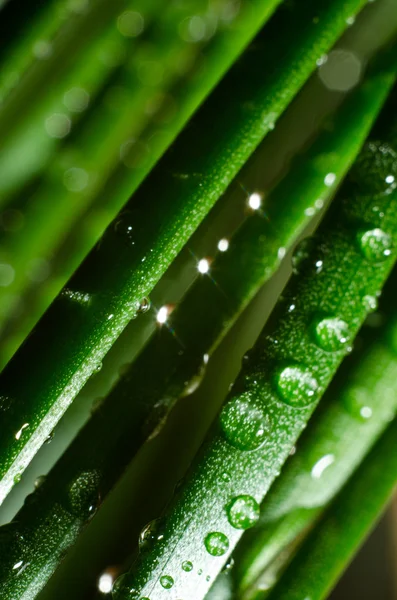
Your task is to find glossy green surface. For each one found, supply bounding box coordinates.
[0,0,363,509]
[112,94,397,598]
[265,416,397,600]
[233,275,397,598]
[0,51,392,600]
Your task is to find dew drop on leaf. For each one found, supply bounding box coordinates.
[67,470,101,520]
[362,294,378,312]
[226,495,260,529]
[349,141,397,195]
[358,228,393,262]
[276,366,319,407]
[204,532,229,556]
[219,394,270,450]
[222,556,235,572]
[160,575,174,589]
[137,297,151,313]
[112,574,139,599]
[182,560,193,572]
[313,317,351,352]
[292,238,322,274]
[139,519,164,551]
[34,475,46,489]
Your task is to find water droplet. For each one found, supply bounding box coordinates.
[313,317,351,351]
[67,470,101,520]
[358,228,393,262]
[204,532,229,556]
[93,361,103,374]
[138,297,151,313]
[62,288,91,305]
[226,495,260,529]
[311,454,335,479]
[139,519,164,551]
[276,366,319,407]
[98,570,114,594]
[15,422,29,440]
[160,575,174,589]
[222,557,235,572]
[13,471,23,484]
[218,238,229,252]
[292,238,322,275]
[112,574,139,599]
[221,472,231,483]
[198,258,211,274]
[206,575,211,582]
[182,560,193,572]
[248,192,262,210]
[219,394,270,450]
[362,294,378,312]
[350,141,397,195]
[34,475,46,489]
[324,173,336,187]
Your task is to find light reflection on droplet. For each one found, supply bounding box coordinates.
[324,173,336,187]
[15,423,29,441]
[98,571,114,594]
[311,454,335,479]
[248,192,262,210]
[198,258,210,274]
[157,306,170,324]
[360,406,373,419]
[218,238,229,252]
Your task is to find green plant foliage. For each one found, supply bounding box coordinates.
[264,416,397,600]
[0,0,363,508]
[0,51,393,599]
[108,86,397,599]
[231,272,397,599]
